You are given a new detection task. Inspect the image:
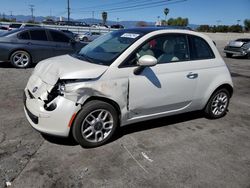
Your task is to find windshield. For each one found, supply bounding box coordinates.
[0,29,20,37]
[78,30,143,66]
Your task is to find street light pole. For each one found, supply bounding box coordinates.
[67,0,70,21]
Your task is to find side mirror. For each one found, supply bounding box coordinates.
[69,38,76,46]
[134,55,157,75]
[138,55,157,67]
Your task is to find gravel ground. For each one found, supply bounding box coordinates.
[0,35,250,188]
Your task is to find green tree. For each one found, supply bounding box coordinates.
[167,17,189,26]
[244,19,250,31]
[229,25,243,33]
[161,20,168,26]
[196,25,210,32]
[136,21,148,27]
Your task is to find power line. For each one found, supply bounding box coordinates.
[107,0,187,13]
[74,0,186,14]
[102,0,176,12]
[72,0,152,11]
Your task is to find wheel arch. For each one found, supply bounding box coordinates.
[8,49,33,62]
[83,96,121,119]
[203,83,233,110]
[69,96,122,135]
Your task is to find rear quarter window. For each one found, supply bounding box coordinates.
[189,35,215,60]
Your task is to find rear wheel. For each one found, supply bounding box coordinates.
[72,100,118,148]
[10,50,31,68]
[226,53,233,58]
[204,89,230,119]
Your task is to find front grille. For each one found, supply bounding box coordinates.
[225,46,242,52]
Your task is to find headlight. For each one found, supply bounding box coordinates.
[242,43,250,50]
[57,83,66,95]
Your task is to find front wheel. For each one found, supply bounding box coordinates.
[10,50,31,68]
[226,53,233,58]
[204,89,230,119]
[72,100,118,148]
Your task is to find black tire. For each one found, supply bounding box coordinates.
[10,50,31,68]
[226,53,233,58]
[72,100,118,148]
[204,89,230,119]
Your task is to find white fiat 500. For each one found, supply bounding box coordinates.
[24,28,233,147]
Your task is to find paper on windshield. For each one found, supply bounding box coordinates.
[120,33,140,39]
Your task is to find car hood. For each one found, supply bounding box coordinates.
[228,40,245,47]
[33,54,108,85]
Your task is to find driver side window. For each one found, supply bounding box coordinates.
[122,34,189,67]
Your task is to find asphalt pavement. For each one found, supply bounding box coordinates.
[0,37,250,188]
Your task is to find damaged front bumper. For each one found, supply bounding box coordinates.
[23,81,81,137]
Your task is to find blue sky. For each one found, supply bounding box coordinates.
[0,0,249,25]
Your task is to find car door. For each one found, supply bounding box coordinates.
[126,34,198,119]
[28,29,57,62]
[48,30,75,55]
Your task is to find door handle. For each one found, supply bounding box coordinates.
[187,72,198,79]
[26,42,32,45]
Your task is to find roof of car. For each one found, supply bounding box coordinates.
[120,26,192,34]
[1,27,64,37]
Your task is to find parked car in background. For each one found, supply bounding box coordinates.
[8,23,41,31]
[57,21,89,27]
[91,23,109,29]
[76,31,102,42]
[0,27,86,68]
[0,25,8,31]
[42,19,56,25]
[111,24,124,29]
[0,25,8,35]
[23,28,233,147]
[224,38,250,58]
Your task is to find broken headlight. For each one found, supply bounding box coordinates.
[57,83,66,95]
[45,81,65,104]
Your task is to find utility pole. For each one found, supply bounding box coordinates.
[10,11,13,19]
[29,5,35,22]
[67,0,70,21]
